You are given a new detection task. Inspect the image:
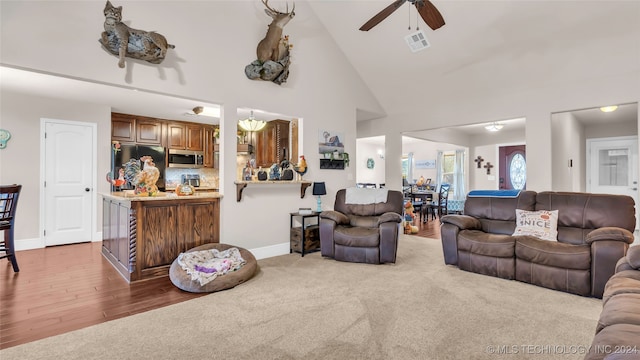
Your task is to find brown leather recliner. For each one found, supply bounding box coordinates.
[319,189,403,264]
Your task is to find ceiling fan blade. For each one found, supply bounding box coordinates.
[359,0,407,31]
[415,0,445,30]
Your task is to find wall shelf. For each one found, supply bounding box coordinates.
[320,159,345,170]
[233,180,312,202]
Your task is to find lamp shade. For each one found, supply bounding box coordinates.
[238,111,267,132]
[312,182,327,196]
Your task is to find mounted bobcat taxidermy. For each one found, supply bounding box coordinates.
[245,0,295,85]
[99,1,175,68]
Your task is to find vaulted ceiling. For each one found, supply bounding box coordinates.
[2,1,638,130]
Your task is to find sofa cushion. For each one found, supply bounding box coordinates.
[458,230,515,258]
[585,324,640,360]
[515,236,590,270]
[513,209,558,241]
[597,293,640,333]
[334,226,379,247]
[603,270,640,305]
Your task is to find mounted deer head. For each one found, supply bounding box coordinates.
[256,0,295,63]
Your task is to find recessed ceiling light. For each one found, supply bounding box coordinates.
[600,106,618,113]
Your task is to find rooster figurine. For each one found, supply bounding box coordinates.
[292,155,307,180]
[106,168,126,188]
[123,156,160,196]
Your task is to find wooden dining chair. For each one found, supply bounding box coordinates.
[427,183,450,220]
[0,184,22,272]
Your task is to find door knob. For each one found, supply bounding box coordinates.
[85,188,90,192]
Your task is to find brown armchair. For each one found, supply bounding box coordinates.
[319,189,404,264]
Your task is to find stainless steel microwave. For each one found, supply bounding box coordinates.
[168,149,204,168]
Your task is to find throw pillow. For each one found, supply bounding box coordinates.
[513,209,559,241]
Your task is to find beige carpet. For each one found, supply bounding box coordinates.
[1,235,602,360]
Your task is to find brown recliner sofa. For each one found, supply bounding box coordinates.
[319,189,403,264]
[441,191,636,298]
[585,245,640,360]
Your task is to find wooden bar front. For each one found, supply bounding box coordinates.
[101,193,221,283]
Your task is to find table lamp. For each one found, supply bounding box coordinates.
[312,182,326,212]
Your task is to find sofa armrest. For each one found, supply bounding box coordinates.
[586,227,634,245]
[624,245,640,270]
[440,214,482,230]
[320,210,349,225]
[378,212,403,225]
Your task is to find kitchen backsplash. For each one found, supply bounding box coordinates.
[166,168,219,189]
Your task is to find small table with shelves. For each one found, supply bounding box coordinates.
[290,211,321,257]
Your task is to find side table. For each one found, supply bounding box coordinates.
[290,211,321,257]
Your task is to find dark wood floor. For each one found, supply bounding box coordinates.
[0,218,442,350]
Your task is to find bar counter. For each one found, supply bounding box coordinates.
[101,191,221,282]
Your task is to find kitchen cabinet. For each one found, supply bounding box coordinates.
[253,119,290,168]
[135,117,163,145]
[101,193,221,282]
[111,113,136,143]
[204,126,216,168]
[168,122,204,151]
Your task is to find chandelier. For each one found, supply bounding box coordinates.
[238,111,267,132]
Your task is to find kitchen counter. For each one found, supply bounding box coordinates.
[164,186,219,192]
[101,192,220,282]
[103,190,222,201]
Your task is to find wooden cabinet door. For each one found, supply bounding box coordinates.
[254,120,290,168]
[203,126,216,168]
[136,118,163,145]
[167,122,186,149]
[186,124,204,151]
[111,114,135,143]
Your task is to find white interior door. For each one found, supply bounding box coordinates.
[44,120,94,246]
[587,136,639,231]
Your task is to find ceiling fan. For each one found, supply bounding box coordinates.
[359,0,445,31]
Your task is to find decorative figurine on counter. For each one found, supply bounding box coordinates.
[269,163,281,180]
[257,167,267,181]
[292,155,307,180]
[123,156,160,196]
[99,1,175,68]
[106,168,126,188]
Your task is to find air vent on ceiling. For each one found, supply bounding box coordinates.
[404,30,430,53]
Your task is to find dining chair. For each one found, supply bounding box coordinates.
[0,184,22,272]
[427,184,450,221]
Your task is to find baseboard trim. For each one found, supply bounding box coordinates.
[248,242,290,260]
[14,237,45,251]
[16,236,290,260]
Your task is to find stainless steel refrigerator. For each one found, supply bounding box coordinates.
[112,144,166,191]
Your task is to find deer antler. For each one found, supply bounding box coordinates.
[262,0,295,15]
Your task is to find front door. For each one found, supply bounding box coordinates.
[43,119,95,246]
[587,136,639,231]
[499,145,526,190]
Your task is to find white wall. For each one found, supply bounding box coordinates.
[355,140,385,186]
[0,91,112,246]
[0,1,382,254]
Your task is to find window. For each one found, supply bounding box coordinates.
[402,156,409,179]
[441,152,455,192]
[509,153,527,190]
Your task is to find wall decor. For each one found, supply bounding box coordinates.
[474,156,484,168]
[484,162,494,175]
[0,129,11,149]
[415,159,436,169]
[318,129,344,155]
[367,158,375,169]
[99,1,175,68]
[244,0,295,85]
